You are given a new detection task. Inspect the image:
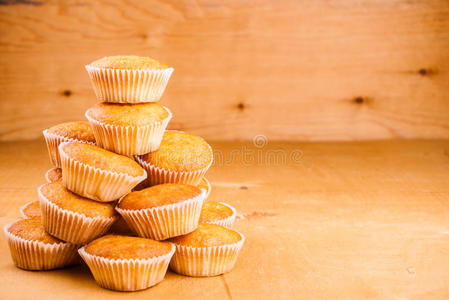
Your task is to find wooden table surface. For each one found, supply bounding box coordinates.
[0,139,448,299]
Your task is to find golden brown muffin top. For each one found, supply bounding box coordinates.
[199,201,234,223]
[138,131,213,172]
[86,102,170,127]
[198,177,210,194]
[7,218,62,244]
[46,167,62,182]
[169,223,241,247]
[118,183,202,210]
[60,143,144,177]
[45,121,96,143]
[89,56,168,69]
[84,235,173,259]
[21,201,41,219]
[39,182,115,218]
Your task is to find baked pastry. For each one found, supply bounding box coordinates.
[78,235,175,291]
[38,182,117,244]
[42,121,95,167]
[199,201,236,229]
[85,55,174,103]
[198,177,211,199]
[169,223,244,276]
[58,142,146,202]
[85,102,171,156]
[135,130,213,187]
[45,167,62,183]
[116,183,206,240]
[108,216,135,236]
[4,218,79,270]
[20,201,41,219]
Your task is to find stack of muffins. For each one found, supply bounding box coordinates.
[4,56,244,292]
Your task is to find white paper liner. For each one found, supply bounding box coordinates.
[134,157,210,187]
[170,231,245,277]
[85,65,174,103]
[58,142,147,202]
[38,184,117,245]
[116,190,206,240]
[134,130,213,187]
[85,106,172,156]
[43,130,96,167]
[20,201,41,219]
[3,222,79,270]
[78,243,175,291]
[45,167,62,183]
[202,202,236,229]
[135,156,212,188]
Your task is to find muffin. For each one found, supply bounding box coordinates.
[85,102,171,156]
[135,130,213,187]
[38,182,117,244]
[85,55,174,103]
[20,201,41,219]
[4,218,79,270]
[108,216,135,236]
[116,183,206,240]
[45,167,62,183]
[42,121,96,167]
[198,177,211,199]
[199,201,236,229]
[58,142,146,202]
[78,235,175,291]
[169,223,244,277]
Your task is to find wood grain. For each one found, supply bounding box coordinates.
[1,139,449,298]
[1,0,449,141]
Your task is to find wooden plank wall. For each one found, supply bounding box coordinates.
[1,0,449,141]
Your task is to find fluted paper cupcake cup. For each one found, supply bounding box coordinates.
[203,202,237,229]
[58,142,147,202]
[38,185,117,245]
[78,243,175,291]
[85,106,172,156]
[116,190,206,240]
[85,65,174,103]
[3,222,79,270]
[43,130,96,167]
[170,231,244,277]
[135,155,213,187]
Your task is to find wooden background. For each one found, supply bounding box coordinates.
[1,0,449,142]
